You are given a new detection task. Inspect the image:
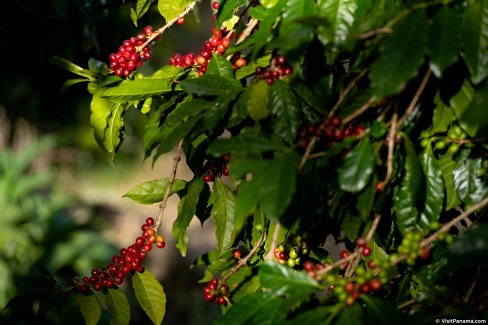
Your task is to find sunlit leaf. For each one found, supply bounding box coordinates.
[103,288,130,325]
[133,269,166,325]
[123,179,187,204]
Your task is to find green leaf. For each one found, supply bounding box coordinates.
[207,134,285,157]
[418,150,445,231]
[216,0,247,28]
[130,0,152,26]
[78,294,101,325]
[173,178,205,256]
[394,134,423,234]
[335,303,363,325]
[49,56,98,79]
[210,179,236,256]
[370,10,429,97]
[448,224,488,265]
[213,292,280,325]
[342,215,362,241]
[90,91,128,162]
[462,0,488,84]
[180,75,242,96]
[101,79,181,103]
[260,262,319,295]
[338,138,375,193]
[259,0,280,9]
[238,80,269,121]
[450,80,476,136]
[453,152,487,206]
[255,152,297,220]
[133,269,166,325]
[427,6,462,78]
[123,179,187,204]
[269,80,301,144]
[459,80,488,138]
[279,0,315,58]
[152,99,212,158]
[158,0,188,22]
[438,152,461,210]
[432,93,456,134]
[103,288,130,325]
[317,0,358,47]
[207,52,235,79]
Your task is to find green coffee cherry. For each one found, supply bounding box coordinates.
[435,140,447,150]
[448,143,460,154]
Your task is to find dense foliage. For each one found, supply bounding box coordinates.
[6,0,488,323]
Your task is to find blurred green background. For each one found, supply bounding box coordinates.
[0,0,221,323]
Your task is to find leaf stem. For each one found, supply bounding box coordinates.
[327,69,369,119]
[342,96,377,125]
[397,68,431,128]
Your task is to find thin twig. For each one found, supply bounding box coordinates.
[351,27,393,40]
[221,235,264,283]
[397,69,431,127]
[327,69,369,119]
[268,222,281,261]
[136,0,202,53]
[342,96,377,125]
[383,111,398,186]
[345,214,382,277]
[397,299,416,309]
[155,139,184,230]
[420,196,488,248]
[298,136,318,172]
[226,18,259,61]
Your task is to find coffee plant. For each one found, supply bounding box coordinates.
[9,0,488,323]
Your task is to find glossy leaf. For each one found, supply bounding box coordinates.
[269,80,301,144]
[260,262,319,296]
[394,135,423,234]
[418,150,445,231]
[133,269,166,325]
[207,52,235,79]
[370,10,429,97]
[216,0,247,28]
[78,294,101,325]
[450,80,476,136]
[317,0,357,47]
[103,287,130,325]
[437,152,461,210]
[173,178,205,256]
[432,93,456,134]
[130,0,152,26]
[158,0,187,22]
[180,75,242,96]
[213,292,280,325]
[427,6,462,78]
[453,153,487,206]
[210,179,236,256]
[338,138,375,193]
[279,0,315,57]
[462,0,488,84]
[459,80,488,138]
[123,178,187,204]
[101,79,181,103]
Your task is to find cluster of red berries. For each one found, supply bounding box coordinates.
[202,153,231,182]
[338,237,373,271]
[169,28,245,74]
[299,116,366,150]
[71,217,165,294]
[255,55,293,85]
[108,26,158,78]
[203,277,229,306]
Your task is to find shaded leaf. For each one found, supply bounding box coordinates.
[207,134,285,157]
[453,152,487,206]
[317,0,358,47]
[370,10,429,97]
[338,138,375,193]
[437,152,461,210]
[427,6,462,78]
[78,294,101,325]
[462,0,488,84]
[103,288,130,325]
[269,80,301,144]
[432,93,456,134]
[210,179,236,256]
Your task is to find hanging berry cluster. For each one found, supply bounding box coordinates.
[299,116,366,150]
[108,26,158,78]
[255,55,293,85]
[71,217,165,294]
[202,153,231,183]
[273,235,310,268]
[397,231,431,265]
[203,278,230,306]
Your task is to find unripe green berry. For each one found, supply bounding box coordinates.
[435,140,447,150]
[448,143,460,153]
